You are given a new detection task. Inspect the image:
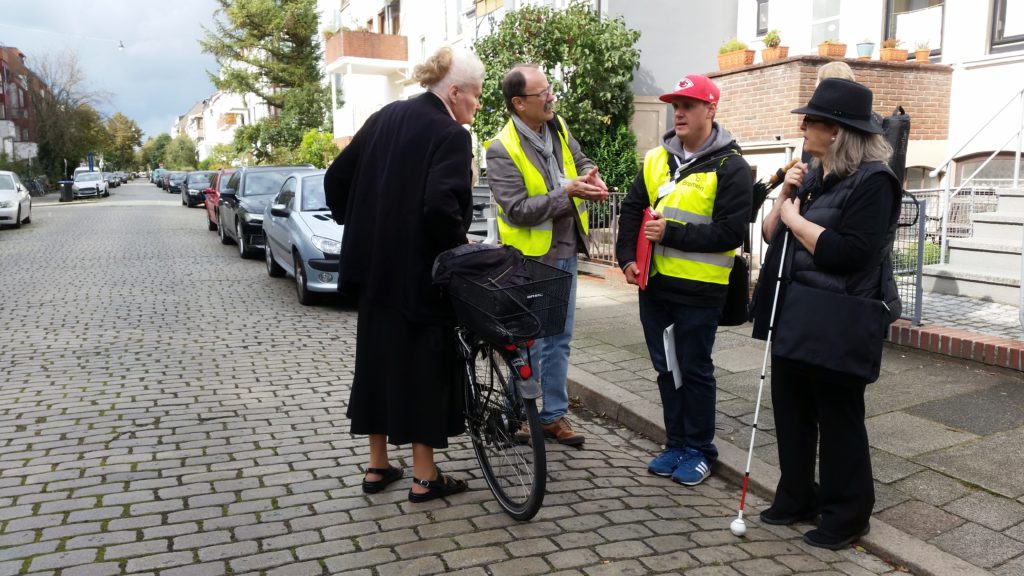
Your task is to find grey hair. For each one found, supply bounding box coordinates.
[820,126,893,179]
[413,46,485,94]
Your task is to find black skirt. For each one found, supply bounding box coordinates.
[347,297,465,448]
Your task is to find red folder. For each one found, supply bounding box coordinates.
[636,207,656,290]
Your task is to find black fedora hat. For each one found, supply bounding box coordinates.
[791,78,882,134]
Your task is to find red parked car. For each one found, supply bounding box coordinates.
[205,168,238,231]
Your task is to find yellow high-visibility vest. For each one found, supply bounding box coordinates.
[487,117,588,257]
[642,146,735,284]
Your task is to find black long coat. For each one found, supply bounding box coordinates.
[325,91,473,322]
[324,91,473,447]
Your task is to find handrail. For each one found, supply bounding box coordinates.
[929,87,1024,178]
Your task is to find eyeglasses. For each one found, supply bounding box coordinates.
[802,116,831,126]
[518,87,551,100]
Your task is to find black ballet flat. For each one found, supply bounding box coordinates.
[362,465,403,494]
[803,524,870,550]
[759,506,819,526]
[407,467,468,503]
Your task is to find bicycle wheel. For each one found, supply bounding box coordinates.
[466,343,545,520]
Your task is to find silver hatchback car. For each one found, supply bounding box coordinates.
[262,170,344,305]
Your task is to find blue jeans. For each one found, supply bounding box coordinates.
[531,256,577,424]
[638,290,720,462]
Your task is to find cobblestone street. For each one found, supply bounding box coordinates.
[0,183,907,575]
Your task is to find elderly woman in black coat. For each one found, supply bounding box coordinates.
[325,47,485,503]
[752,78,901,549]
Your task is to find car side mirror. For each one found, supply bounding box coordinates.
[220,188,236,197]
[270,204,289,218]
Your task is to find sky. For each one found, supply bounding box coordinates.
[0,0,222,141]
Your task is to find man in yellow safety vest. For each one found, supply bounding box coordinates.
[486,63,608,446]
[615,74,752,485]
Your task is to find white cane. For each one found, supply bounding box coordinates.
[731,230,789,537]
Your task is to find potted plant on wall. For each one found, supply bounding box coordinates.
[915,41,931,62]
[818,39,847,58]
[761,29,789,62]
[718,38,755,70]
[856,38,875,59]
[880,38,908,61]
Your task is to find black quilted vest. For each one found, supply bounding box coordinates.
[790,161,900,298]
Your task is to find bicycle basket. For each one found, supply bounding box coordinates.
[448,259,572,345]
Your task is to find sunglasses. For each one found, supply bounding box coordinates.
[802,116,832,126]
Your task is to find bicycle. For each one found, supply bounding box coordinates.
[437,248,572,521]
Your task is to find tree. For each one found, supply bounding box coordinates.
[30,50,110,180]
[201,0,329,163]
[103,113,143,170]
[163,136,198,169]
[199,143,238,170]
[296,129,340,168]
[139,133,173,170]
[473,1,641,192]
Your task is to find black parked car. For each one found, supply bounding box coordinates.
[217,165,316,258]
[166,171,188,195]
[181,170,216,207]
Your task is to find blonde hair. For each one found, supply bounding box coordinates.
[821,126,893,179]
[817,61,855,83]
[413,46,485,94]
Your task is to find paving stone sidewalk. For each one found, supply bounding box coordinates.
[568,274,1024,576]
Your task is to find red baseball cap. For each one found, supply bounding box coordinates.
[659,75,720,104]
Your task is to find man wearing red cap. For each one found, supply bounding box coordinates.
[615,74,752,486]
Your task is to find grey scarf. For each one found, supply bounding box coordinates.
[512,114,563,185]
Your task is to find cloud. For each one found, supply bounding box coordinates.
[1,0,221,140]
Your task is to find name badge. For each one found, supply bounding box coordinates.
[657,181,675,199]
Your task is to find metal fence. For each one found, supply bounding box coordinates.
[582,191,627,266]
[906,186,998,244]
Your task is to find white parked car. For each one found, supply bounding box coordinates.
[72,171,108,198]
[0,171,31,228]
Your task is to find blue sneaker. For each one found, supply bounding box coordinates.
[671,448,711,486]
[648,448,687,476]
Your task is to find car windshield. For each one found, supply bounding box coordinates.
[244,171,291,196]
[77,173,101,182]
[301,175,328,211]
[170,173,187,182]
[0,175,14,190]
[189,173,214,186]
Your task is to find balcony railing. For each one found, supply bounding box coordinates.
[325,30,408,63]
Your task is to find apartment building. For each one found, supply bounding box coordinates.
[0,46,41,161]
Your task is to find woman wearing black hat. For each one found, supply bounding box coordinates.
[751,78,901,550]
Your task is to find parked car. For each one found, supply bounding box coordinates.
[181,170,215,207]
[262,170,343,305]
[165,171,185,194]
[72,171,107,199]
[151,168,167,186]
[218,165,316,259]
[103,172,118,188]
[0,170,32,228]
[204,168,237,231]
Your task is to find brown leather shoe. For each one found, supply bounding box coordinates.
[541,417,585,446]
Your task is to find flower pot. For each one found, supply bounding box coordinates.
[880,47,908,61]
[915,49,931,62]
[761,46,789,62]
[856,43,874,59]
[717,49,755,70]
[818,43,847,58]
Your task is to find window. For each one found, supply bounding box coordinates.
[885,0,943,57]
[475,0,503,17]
[956,153,1024,187]
[756,0,770,36]
[811,0,841,45]
[992,0,1024,52]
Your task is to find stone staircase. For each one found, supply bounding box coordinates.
[922,188,1024,304]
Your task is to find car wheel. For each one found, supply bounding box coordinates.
[237,220,253,259]
[182,192,187,206]
[294,252,315,306]
[219,213,233,245]
[23,202,30,224]
[13,206,21,229]
[265,242,285,278]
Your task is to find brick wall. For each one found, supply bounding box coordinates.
[708,56,952,143]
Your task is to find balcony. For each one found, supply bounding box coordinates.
[325,30,408,65]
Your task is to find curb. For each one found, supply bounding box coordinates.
[889,319,1024,372]
[566,364,992,576]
